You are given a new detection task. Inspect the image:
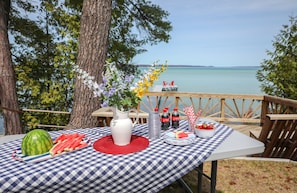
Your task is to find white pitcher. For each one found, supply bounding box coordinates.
[110,107,139,146]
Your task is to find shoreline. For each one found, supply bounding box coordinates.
[137,64,260,68]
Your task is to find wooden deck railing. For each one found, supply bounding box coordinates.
[139,92,264,124]
[13,92,297,129]
[21,109,71,129]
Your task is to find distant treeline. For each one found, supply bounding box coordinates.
[135,64,214,67]
[135,64,260,68]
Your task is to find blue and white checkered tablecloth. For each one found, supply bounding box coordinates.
[0,120,233,193]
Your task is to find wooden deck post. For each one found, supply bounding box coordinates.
[220,98,225,122]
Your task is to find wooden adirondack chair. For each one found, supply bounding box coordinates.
[250,114,297,161]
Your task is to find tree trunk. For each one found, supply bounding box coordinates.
[0,0,23,134]
[68,0,112,129]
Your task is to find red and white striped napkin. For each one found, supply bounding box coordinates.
[183,106,201,131]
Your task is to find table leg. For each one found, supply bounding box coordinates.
[210,161,217,193]
[197,160,218,193]
[197,163,203,193]
[177,178,193,193]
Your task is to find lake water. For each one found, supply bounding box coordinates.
[0,115,3,135]
[150,66,263,94]
[0,66,263,134]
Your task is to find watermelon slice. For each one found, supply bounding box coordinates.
[75,142,88,150]
[175,131,188,139]
[66,139,83,151]
[50,133,88,155]
[54,134,67,143]
[50,142,65,155]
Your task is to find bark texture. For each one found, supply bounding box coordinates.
[68,0,112,129]
[0,0,23,134]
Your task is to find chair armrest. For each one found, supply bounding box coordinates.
[266,114,297,120]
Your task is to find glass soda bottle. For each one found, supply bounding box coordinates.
[171,107,180,128]
[161,108,170,130]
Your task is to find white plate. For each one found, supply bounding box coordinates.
[163,131,196,146]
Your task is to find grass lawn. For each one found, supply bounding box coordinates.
[158,158,297,193]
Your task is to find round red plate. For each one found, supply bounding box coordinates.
[93,135,149,155]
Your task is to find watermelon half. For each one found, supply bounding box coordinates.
[21,129,53,156]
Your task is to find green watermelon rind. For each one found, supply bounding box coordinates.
[21,129,53,156]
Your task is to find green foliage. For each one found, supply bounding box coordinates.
[10,0,74,130]
[110,0,171,64]
[9,0,171,130]
[256,16,297,99]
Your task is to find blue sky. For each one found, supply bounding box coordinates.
[133,0,297,67]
